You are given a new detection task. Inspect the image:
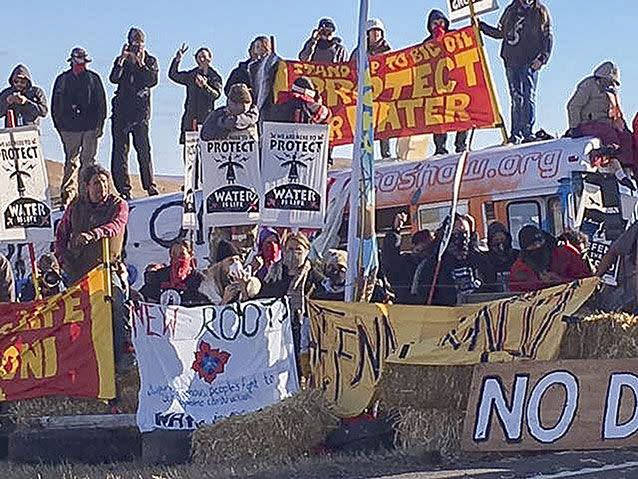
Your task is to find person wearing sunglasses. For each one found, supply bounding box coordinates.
[0,64,48,127]
[480,0,553,145]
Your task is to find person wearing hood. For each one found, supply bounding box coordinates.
[169,44,223,144]
[509,225,591,293]
[0,64,48,127]
[270,76,331,125]
[299,18,348,64]
[254,227,282,281]
[424,10,469,156]
[139,239,209,306]
[109,27,160,199]
[54,165,130,366]
[411,214,489,306]
[225,37,268,96]
[480,0,553,144]
[483,222,519,291]
[200,83,259,141]
[52,47,107,207]
[567,62,635,170]
[349,18,393,159]
[198,239,261,305]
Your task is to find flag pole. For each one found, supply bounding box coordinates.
[6,110,42,300]
[468,0,508,144]
[345,0,378,302]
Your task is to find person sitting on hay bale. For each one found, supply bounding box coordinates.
[510,225,591,293]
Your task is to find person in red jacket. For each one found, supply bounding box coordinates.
[510,225,591,293]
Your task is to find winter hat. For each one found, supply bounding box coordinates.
[128,27,146,43]
[594,61,621,86]
[285,232,311,251]
[426,9,450,34]
[228,83,253,104]
[216,239,240,263]
[326,249,348,269]
[258,227,280,252]
[318,18,336,31]
[292,77,316,97]
[68,47,92,63]
[366,18,385,34]
[518,225,544,251]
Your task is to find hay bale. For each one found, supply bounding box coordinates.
[376,364,474,412]
[393,407,465,459]
[191,389,339,471]
[7,367,139,421]
[559,312,638,360]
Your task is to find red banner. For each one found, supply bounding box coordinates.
[0,266,115,402]
[274,26,500,146]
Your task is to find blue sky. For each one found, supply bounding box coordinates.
[2,0,636,177]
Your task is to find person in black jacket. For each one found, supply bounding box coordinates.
[109,27,160,199]
[139,239,209,307]
[224,36,271,96]
[169,44,223,144]
[0,64,48,127]
[483,222,519,291]
[480,0,553,144]
[52,47,107,207]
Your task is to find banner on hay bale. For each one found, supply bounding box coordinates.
[0,266,115,402]
[308,278,599,417]
[132,297,299,433]
[462,358,638,452]
[273,26,500,146]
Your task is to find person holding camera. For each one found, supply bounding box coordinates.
[52,47,107,207]
[299,18,348,63]
[19,253,66,302]
[0,64,48,127]
[109,27,160,199]
[169,44,223,144]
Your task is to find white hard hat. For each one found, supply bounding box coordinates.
[366,18,385,33]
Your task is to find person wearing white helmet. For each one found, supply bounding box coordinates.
[350,18,393,158]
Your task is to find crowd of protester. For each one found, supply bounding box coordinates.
[2,0,638,377]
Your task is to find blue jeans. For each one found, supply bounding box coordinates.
[505,64,539,141]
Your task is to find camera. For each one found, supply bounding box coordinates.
[42,269,62,289]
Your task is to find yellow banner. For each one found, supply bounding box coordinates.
[308,278,599,417]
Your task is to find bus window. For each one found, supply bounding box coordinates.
[508,201,541,249]
[418,201,469,232]
[548,197,565,237]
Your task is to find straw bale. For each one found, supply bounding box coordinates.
[377,364,474,412]
[7,367,139,421]
[191,389,339,471]
[393,407,465,459]
[559,312,638,360]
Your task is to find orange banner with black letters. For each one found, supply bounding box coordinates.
[0,266,115,402]
[274,26,500,146]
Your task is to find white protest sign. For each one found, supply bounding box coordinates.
[132,297,299,433]
[447,0,499,23]
[182,131,199,231]
[0,126,53,242]
[261,122,329,228]
[200,127,261,228]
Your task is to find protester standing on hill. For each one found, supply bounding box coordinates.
[200,83,259,141]
[299,18,348,63]
[52,47,107,207]
[225,36,272,95]
[109,27,160,199]
[169,44,223,144]
[480,0,553,144]
[0,64,48,127]
[0,253,16,303]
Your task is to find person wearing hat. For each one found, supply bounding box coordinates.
[109,27,160,199]
[480,0,553,145]
[299,17,348,63]
[52,47,107,207]
[200,83,259,141]
[0,64,48,127]
[567,62,635,170]
[19,253,67,301]
[199,239,261,305]
[169,44,223,144]
[509,225,591,293]
[271,76,331,125]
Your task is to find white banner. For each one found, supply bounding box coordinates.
[0,126,53,242]
[200,127,261,228]
[182,131,200,231]
[447,0,499,23]
[261,122,329,228]
[132,297,299,433]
